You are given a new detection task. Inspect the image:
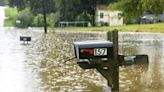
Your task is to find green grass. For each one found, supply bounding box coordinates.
[58,23,164,33]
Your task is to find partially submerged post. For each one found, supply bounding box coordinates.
[73,30,149,92]
[111,30,119,91]
[20,36,31,44]
[96,30,119,91]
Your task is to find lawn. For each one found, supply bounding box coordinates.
[58,23,164,33]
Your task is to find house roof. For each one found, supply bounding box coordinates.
[96,5,108,10]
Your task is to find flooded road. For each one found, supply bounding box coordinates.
[0,6,6,27]
[0,28,164,92]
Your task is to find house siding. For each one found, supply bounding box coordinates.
[95,9,123,26]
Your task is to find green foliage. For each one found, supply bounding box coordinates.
[47,12,60,27]
[108,0,143,23]
[142,0,164,14]
[4,7,18,27]
[0,0,8,5]
[32,12,60,27]
[16,8,33,28]
[8,0,26,10]
[30,0,56,14]
[32,14,44,27]
[4,18,14,26]
[59,0,81,21]
[76,11,92,21]
[7,0,118,27]
[108,0,164,23]
[5,7,18,18]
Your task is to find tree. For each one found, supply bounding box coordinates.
[29,0,56,14]
[142,0,164,14]
[16,8,33,28]
[7,0,118,26]
[108,0,164,23]
[0,0,8,5]
[72,0,117,25]
[8,0,26,10]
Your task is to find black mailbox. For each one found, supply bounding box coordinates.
[20,36,31,44]
[20,36,31,41]
[74,40,113,59]
[73,40,113,69]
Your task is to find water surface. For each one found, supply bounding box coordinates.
[0,28,164,92]
[0,6,6,27]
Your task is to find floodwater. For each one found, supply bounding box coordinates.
[0,6,6,27]
[0,28,164,92]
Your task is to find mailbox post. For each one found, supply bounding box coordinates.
[95,30,119,91]
[111,30,119,91]
[73,30,149,92]
[73,31,119,91]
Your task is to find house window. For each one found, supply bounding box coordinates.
[118,13,122,20]
[100,13,104,18]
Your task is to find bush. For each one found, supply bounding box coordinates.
[47,13,56,27]
[5,7,18,18]
[16,8,33,28]
[76,11,92,21]
[5,7,60,27]
[4,7,18,27]
[32,12,60,27]
[32,12,59,27]
[32,14,44,27]
[47,12,60,27]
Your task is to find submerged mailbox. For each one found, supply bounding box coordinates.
[73,40,113,69]
[72,31,149,91]
[20,36,31,42]
[74,40,113,59]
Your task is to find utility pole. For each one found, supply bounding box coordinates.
[42,0,47,34]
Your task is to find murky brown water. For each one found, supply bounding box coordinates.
[0,28,164,92]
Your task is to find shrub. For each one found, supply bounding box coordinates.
[32,12,60,27]
[76,11,92,21]
[47,12,60,27]
[16,8,33,28]
[47,13,55,27]
[32,14,44,27]
[4,7,18,26]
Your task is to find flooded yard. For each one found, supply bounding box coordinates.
[0,28,164,92]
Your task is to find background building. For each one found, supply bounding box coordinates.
[95,5,123,26]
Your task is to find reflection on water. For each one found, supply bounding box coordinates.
[0,28,164,92]
[119,32,164,92]
[0,28,41,92]
[26,31,107,92]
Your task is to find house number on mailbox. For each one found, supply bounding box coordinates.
[94,48,107,56]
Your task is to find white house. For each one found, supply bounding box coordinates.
[95,5,123,26]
